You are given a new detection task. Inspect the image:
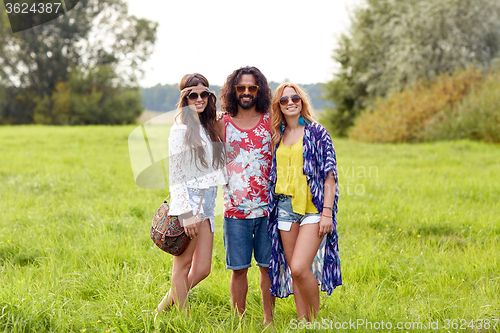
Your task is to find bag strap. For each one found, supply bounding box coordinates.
[164,189,206,215]
[195,189,206,215]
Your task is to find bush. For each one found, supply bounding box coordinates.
[348,68,484,143]
[427,73,500,143]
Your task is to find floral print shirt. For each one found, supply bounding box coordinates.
[223,113,272,219]
[267,122,342,298]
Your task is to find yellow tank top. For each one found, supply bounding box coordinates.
[275,137,318,214]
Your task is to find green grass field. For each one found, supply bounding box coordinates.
[0,125,499,332]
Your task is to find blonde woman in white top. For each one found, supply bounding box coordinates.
[157,73,226,314]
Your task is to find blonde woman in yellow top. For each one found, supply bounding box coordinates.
[267,83,341,322]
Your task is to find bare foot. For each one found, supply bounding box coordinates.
[263,318,274,329]
[157,289,172,313]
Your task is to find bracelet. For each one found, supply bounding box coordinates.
[321,213,332,218]
[323,206,333,211]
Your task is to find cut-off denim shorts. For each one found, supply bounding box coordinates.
[277,194,326,283]
[277,194,320,231]
[187,186,217,232]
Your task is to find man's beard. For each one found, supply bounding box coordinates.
[237,94,257,109]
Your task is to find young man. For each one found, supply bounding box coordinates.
[218,66,275,325]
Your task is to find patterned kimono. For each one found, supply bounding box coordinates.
[267,122,342,298]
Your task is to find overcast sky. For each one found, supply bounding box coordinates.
[125,0,355,87]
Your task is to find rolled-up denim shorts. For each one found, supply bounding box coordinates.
[187,186,217,232]
[223,216,272,270]
[277,194,320,231]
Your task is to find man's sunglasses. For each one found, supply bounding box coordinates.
[187,91,211,101]
[234,85,259,94]
[279,94,302,106]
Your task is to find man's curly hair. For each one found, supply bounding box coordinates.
[219,66,272,116]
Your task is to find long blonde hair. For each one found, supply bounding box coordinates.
[270,82,315,151]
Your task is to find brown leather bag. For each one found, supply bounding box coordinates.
[150,190,205,256]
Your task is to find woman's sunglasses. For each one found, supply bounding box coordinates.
[234,85,259,94]
[279,94,302,106]
[187,91,211,101]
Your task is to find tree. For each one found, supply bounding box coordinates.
[33,65,143,124]
[323,0,500,136]
[140,83,188,112]
[0,0,157,124]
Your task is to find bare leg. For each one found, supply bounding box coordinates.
[187,219,214,288]
[157,219,213,313]
[166,237,197,312]
[259,266,275,325]
[280,223,307,319]
[230,268,248,316]
[289,224,323,321]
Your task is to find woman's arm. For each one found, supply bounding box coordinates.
[169,126,204,238]
[168,126,192,216]
[316,124,338,238]
[318,171,336,238]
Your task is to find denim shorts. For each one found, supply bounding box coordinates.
[187,186,217,232]
[223,216,272,270]
[277,194,320,231]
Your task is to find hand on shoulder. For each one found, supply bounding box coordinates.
[216,111,226,121]
[215,113,226,141]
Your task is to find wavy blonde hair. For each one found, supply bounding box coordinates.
[270,82,315,151]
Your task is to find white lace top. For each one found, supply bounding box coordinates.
[168,122,227,215]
